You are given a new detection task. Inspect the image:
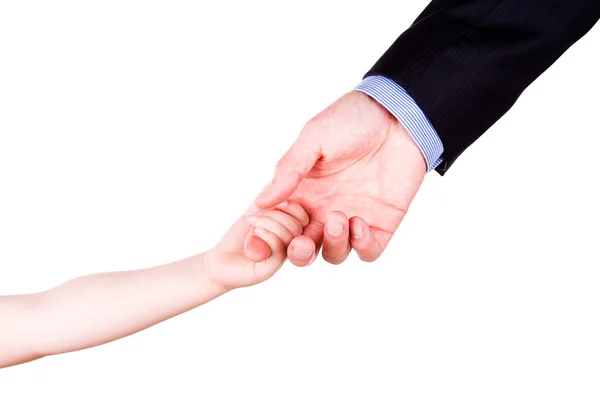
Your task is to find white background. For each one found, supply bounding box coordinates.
[1,1,599,419]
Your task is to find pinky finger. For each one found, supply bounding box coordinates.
[254,226,286,261]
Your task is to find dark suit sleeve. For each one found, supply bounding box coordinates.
[366,0,600,174]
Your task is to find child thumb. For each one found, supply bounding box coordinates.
[244,234,271,262]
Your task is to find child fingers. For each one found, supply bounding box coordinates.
[247,215,295,246]
[274,200,310,228]
[270,209,305,238]
[253,226,286,259]
[259,208,304,238]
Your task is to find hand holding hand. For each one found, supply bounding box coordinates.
[253,91,426,266]
[206,201,309,291]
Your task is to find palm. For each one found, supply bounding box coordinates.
[256,91,426,264]
[292,148,422,250]
[289,92,425,250]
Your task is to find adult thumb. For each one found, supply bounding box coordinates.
[255,135,321,209]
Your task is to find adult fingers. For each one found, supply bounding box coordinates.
[349,216,390,263]
[322,211,351,265]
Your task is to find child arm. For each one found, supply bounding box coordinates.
[0,253,222,368]
[0,201,309,369]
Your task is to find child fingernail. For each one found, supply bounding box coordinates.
[277,200,289,208]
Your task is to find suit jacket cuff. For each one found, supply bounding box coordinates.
[354,75,444,173]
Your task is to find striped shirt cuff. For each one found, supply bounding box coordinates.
[354,75,444,172]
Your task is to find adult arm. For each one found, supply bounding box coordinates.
[255,0,600,266]
[363,0,600,173]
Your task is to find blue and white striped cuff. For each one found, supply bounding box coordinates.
[354,75,444,172]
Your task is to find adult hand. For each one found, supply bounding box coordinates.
[249,91,426,266]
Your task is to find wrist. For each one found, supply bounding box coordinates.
[388,117,427,177]
[354,76,444,173]
[355,90,427,177]
[201,250,234,295]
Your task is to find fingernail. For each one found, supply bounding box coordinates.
[327,220,344,237]
[293,246,313,259]
[277,200,289,207]
[352,226,364,239]
[254,226,266,236]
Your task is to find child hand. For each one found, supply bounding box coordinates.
[206,201,309,291]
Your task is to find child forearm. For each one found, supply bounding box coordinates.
[0,252,225,368]
[1,201,308,369]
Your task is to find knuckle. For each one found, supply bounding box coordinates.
[303,115,326,135]
[302,118,318,134]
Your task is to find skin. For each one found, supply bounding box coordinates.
[251,91,426,266]
[0,92,423,368]
[0,201,308,369]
